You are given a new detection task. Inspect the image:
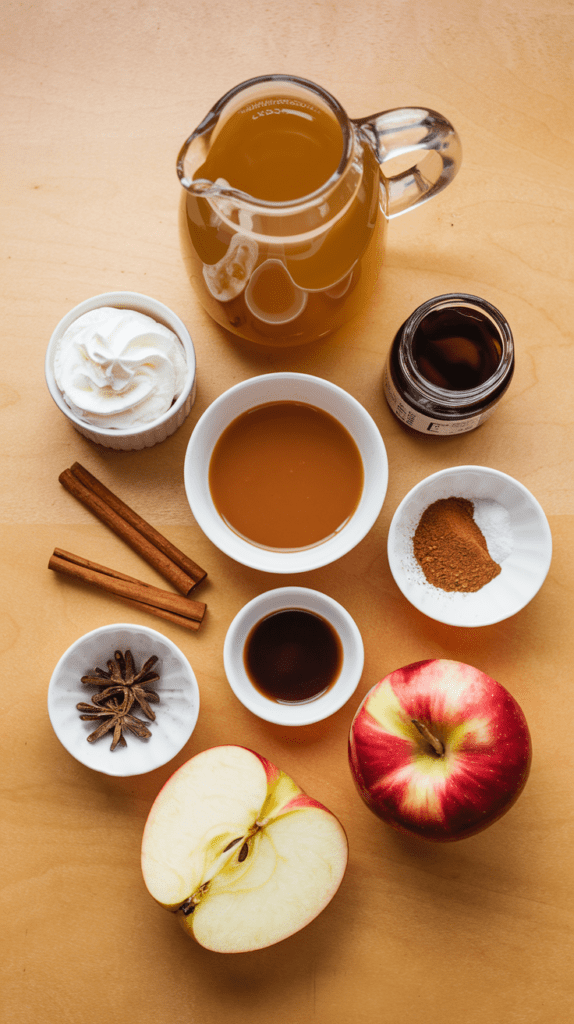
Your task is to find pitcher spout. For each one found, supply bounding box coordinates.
[177,125,217,194]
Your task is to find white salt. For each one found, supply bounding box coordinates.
[472,498,514,564]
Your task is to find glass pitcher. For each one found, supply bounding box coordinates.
[177,74,461,347]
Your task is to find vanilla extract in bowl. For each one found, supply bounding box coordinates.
[244,608,343,704]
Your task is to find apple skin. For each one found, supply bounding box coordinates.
[141,745,348,952]
[348,660,532,842]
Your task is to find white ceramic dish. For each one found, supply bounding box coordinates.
[387,466,552,627]
[223,587,364,725]
[183,372,388,573]
[47,623,200,776]
[45,291,197,450]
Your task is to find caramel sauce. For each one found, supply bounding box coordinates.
[244,609,342,703]
[208,401,364,549]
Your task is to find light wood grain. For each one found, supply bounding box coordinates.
[2,1,573,1022]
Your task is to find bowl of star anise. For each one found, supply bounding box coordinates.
[47,623,200,776]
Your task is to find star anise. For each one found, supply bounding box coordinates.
[77,648,161,751]
[77,692,152,751]
[81,649,160,720]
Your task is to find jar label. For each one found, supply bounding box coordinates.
[383,364,494,435]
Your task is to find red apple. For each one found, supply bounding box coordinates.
[141,745,348,952]
[348,659,532,842]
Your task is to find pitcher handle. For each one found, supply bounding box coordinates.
[354,107,462,218]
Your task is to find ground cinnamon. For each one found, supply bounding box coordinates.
[413,496,501,592]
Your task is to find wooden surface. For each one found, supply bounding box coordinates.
[2,1,573,1021]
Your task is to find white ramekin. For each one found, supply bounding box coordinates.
[45,291,197,450]
[223,587,364,726]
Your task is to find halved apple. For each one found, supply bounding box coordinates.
[141,745,348,952]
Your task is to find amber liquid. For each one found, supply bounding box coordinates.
[413,308,502,391]
[208,401,364,549]
[180,93,386,346]
[244,609,342,704]
[198,98,344,202]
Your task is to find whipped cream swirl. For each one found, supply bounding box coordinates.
[54,307,187,429]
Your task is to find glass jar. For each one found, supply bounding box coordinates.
[383,294,514,435]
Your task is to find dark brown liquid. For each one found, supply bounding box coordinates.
[413,307,502,391]
[244,609,342,704]
[208,401,364,549]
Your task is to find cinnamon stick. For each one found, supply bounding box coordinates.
[49,549,206,631]
[59,464,206,596]
[117,598,201,631]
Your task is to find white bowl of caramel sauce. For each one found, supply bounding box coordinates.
[183,372,388,573]
[223,587,364,725]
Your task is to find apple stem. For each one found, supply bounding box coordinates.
[411,719,445,757]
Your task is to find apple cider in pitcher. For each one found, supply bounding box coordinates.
[179,90,386,346]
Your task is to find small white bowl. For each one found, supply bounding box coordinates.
[223,587,364,725]
[45,291,197,450]
[387,466,552,627]
[183,372,388,573]
[47,623,200,776]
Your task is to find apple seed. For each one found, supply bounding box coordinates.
[179,882,210,916]
[238,842,249,862]
[223,836,244,852]
[180,897,197,916]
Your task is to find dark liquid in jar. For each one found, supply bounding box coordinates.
[412,307,502,391]
[244,609,342,704]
